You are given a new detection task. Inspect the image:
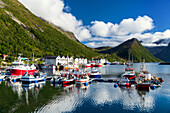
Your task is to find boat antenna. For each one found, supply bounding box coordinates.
[27,60,29,76]
[128,50,130,63]
[32,53,34,65]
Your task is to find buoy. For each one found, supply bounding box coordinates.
[126,83,129,86]
[114,84,118,88]
[150,86,155,90]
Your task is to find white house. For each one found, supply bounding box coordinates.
[44,56,88,66]
[93,59,106,64]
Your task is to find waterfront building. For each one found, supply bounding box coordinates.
[44,56,88,66]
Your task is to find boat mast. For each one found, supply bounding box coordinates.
[27,60,29,75]
[32,53,34,65]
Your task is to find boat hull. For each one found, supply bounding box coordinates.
[21,77,46,83]
[75,79,89,84]
[94,65,102,67]
[85,65,91,68]
[123,75,135,80]
[9,69,36,76]
[136,83,150,88]
[90,74,102,78]
[61,79,75,85]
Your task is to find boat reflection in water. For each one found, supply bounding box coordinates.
[0,78,164,113]
[118,85,154,111]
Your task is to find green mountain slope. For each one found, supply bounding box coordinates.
[0,0,98,59]
[98,38,161,62]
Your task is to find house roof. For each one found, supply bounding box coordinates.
[44,56,58,59]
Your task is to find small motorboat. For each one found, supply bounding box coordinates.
[75,74,90,85]
[94,63,102,67]
[118,77,131,86]
[61,73,75,85]
[150,77,163,87]
[0,71,6,81]
[5,75,21,82]
[21,71,47,84]
[0,75,6,81]
[90,69,102,78]
[50,76,62,84]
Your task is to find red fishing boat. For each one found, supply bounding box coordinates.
[8,56,36,76]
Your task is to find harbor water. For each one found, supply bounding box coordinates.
[0,63,170,113]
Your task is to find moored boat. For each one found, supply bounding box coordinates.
[8,56,36,76]
[75,74,90,85]
[84,63,91,68]
[123,63,136,83]
[90,69,102,78]
[118,77,131,86]
[61,73,75,85]
[136,60,151,88]
[91,61,95,67]
[94,63,102,67]
[21,71,47,84]
[0,75,5,81]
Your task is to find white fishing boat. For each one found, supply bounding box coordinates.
[75,74,90,85]
[123,54,135,81]
[136,60,151,88]
[21,71,47,84]
[123,64,135,79]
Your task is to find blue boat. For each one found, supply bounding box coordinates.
[90,70,102,78]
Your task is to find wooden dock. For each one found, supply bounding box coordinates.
[91,78,118,83]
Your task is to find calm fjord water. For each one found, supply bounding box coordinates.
[1,63,170,113]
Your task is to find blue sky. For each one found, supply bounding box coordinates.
[19,0,170,47]
[65,0,170,32]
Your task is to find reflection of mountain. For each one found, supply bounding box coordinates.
[0,82,63,112]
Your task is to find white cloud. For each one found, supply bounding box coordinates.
[19,0,91,41]
[85,29,170,48]
[90,16,154,37]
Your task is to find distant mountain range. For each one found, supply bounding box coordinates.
[96,38,162,62]
[145,46,166,56]
[145,45,170,62]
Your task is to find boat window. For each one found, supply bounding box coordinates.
[12,63,24,66]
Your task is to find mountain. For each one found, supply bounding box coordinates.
[145,46,166,56]
[155,43,170,62]
[0,0,98,59]
[95,46,112,51]
[98,38,162,62]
